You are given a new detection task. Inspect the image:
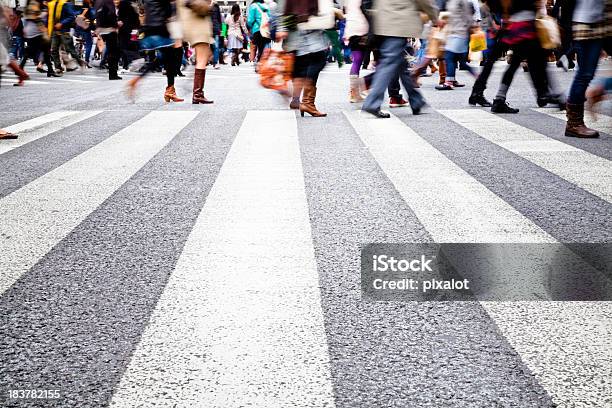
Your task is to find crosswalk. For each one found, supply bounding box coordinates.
[0,106,611,408]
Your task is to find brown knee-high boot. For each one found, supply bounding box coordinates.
[192,68,213,104]
[299,80,327,117]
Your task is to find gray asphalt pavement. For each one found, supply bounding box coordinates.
[0,59,611,408]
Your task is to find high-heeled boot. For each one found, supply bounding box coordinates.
[164,85,184,103]
[299,81,327,117]
[192,68,213,104]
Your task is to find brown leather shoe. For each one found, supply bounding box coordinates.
[192,68,213,104]
[164,85,184,103]
[299,82,327,117]
[565,103,599,138]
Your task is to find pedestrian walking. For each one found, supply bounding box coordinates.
[117,0,140,72]
[225,3,246,66]
[1,0,31,86]
[74,0,94,67]
[126,0,184,103]
[95,0,122,79]
[177,0,213,103]
[490,0,564,113]
[48,0,86,75]
[564,0,610,138]
[247,0,270,65]
[361,0,438,118]
[210,0,221,68]
[343,0,369,103]
[20,0,57,77]
[468,0,503,107]
[277,0,335,117]
[435,0,477,90]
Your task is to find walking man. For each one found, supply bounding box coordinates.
[362,0,438,118]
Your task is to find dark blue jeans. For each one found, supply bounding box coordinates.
[76,29,93,62]
[363,36,424,112]
[10,35,24,60]
[568,39,603,104]
[444,50,474,81]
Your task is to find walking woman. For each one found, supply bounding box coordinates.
[94,0,122,80]
[277,0,334,117]
[435,0,477,90]
[20,0,57,77]
[126,0,184,103]
[344,0,369,103]
[177,0,213,104]
[247,0,269,65]
[490,0,563,113]
[1,0,30,86]
[225,3,246,66]
[564,0,610,138]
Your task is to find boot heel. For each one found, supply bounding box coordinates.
[300,110,305,117]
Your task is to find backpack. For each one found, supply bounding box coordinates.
[256,3,270,39]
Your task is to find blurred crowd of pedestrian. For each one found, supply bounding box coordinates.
[1,0,610,139]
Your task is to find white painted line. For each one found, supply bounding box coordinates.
[439,109,612,203]
[2,78,47,84]
[1,111,102,154]
[48,77,96,83]
[3,111,80,134]
[0,110,198,296]
[344,110,554,243]
[345,110,612,408]
[533,107,612,135]
[111,110,335,408]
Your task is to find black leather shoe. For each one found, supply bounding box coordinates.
[363,109,391,118]
[469,93,492,107]
[538,94,565,110]
[491,98,519,113]
[109,76,123,80]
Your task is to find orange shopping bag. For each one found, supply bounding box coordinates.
[258,43,294,93]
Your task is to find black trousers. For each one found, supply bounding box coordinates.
[500,39,549,99]
[252,31,270,62]
[140,46,180,87]
[472,33,508,95]
[101,31,119,79]
[20,36,54,72]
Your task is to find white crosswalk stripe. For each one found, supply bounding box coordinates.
[439,109,612,203]
[344,110,612,408]
[0,110,197,296]
[111,110,335,408]
[344,110,554,243]
[1,111,103,154]
[1,77,47,85]
[533,107,612,135]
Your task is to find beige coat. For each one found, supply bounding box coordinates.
[371,0,438,38]
[177,0,213,45]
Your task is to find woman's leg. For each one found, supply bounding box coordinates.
[350,49,363,76]
[192,43,213,103]
[161,47,175,87]
[300,51,327,117]
[565,38,603,137]
[495,45,523,100]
